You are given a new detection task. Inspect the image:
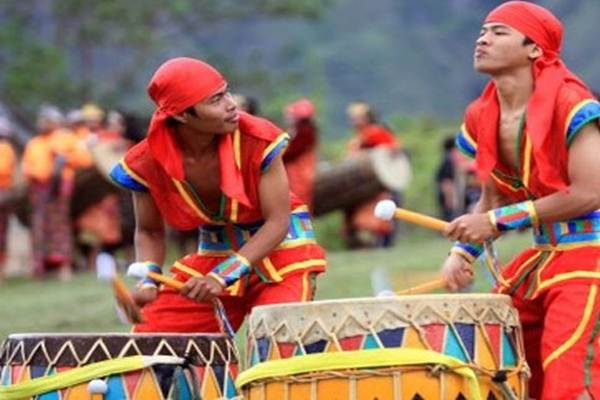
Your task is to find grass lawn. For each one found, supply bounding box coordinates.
[0,231,531,342]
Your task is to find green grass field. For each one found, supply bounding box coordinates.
[0,231,531,342]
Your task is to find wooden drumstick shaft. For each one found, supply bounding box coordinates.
[397,278,447,295]
[394,208,449,232]
[146,271,185,290]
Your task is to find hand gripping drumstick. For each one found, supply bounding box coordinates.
[127,263,236,337]
[96,253,142,324]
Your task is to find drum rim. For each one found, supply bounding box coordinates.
[250,293,513,313]
[5,332,229,340]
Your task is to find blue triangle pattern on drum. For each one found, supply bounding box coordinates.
[37,368,59,400]
[105,374,127,400]
[304,340,327,354]
[362,334,380,349]
[224,369,238,399]
[30,365,46,379]
[502,332,517,367]
[0,366,10,385]
[251,344,261,366]
[377,328,404,348]
[212,364,226,394]
[294,345,306,356]
[172,367,192,400]
[257,337,271,362]
[444,328,468,362]
[455,323,475,361]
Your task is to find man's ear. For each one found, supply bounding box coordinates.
[529,44,543,60]
[171,113,187,124]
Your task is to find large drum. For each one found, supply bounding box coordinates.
[238,295,529,399]
[312,148,411,216]
[0,333,240,399]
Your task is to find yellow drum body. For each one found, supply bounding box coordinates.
[0,333,240,399]
[239,294,529,399]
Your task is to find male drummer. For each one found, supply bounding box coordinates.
[110,57,326,333]
[439,2,600,398]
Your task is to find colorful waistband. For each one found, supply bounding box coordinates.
[198,210,316,255]
[533,210,600,250]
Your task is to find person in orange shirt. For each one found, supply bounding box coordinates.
[22,106,91,280]
[0,117,17,281]
[283,98,318,209]
[344,102,401,248]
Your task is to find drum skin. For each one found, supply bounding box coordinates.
[241,294,529,400]
[0,333,240,399]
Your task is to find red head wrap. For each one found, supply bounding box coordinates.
[146,57,226,180]
[474,1,590,191]
[286,98,316,120]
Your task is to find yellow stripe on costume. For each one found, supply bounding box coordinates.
[261,132,290,162]
[173,261,203,277]
[301,271,310,302]
[534,272,600,296]
[522,133,533,189]
[234,129,241,169]
[120,159,149,188]
[564,99,596,137]
[260,257,283,282]
[543,285,598,370]
[460,123,477,149]
[172,179,223,224]
[278,259,327,276]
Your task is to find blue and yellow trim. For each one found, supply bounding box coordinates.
[455,124,477,159]
[109,160,149,192]
[566,99,600,146]
[261,133,289,172]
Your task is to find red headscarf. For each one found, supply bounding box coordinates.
[146,57,226,180]
[286,98,316,120]
[474,1,591,191]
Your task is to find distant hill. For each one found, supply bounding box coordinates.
[205,0,599,133]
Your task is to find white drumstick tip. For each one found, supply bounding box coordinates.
[374,200,397,221]
[127,262,150,279]
[88,379,108,394]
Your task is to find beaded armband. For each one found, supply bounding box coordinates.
[208,253,252,288]
[488,200,539,232]
[450,241,484,264]
[139,262,162,289]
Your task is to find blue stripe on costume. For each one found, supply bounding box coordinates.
[566,100,600,145]
[261,134,289,172]
[109,161,148,192]
[455,125,476,159]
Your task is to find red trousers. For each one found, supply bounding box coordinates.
[134,271,317,333]
[511,281,600,399]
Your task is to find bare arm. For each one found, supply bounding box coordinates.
[132,191,166,264]
[532,123,600,221]
[236,152,290,263]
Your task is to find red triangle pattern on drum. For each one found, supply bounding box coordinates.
[10,365,24,384]
[277,343,296,359]
[484,324,501,363]
[57,366,72,399]
[194,366,207,388]
[422,324,446,352]
[123,369,143,398]
[339,335,364,351]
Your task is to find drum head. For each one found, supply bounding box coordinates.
[369,147,412,191]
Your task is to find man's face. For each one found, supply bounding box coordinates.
[185,85,239,134]
[474,23,537,74]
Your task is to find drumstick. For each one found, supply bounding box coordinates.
[128,262,236,337]
[396,278,447,295]
[96,253,142,324]
[127,262,185,290]
[374,200,449,231]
